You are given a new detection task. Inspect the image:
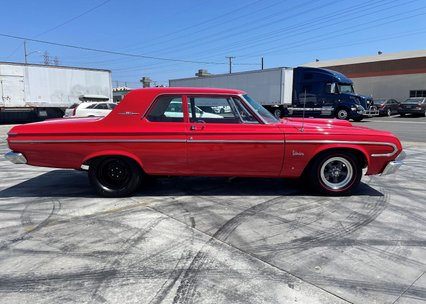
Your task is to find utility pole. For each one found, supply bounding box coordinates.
[24,40,28,64]
[226,56,235,74]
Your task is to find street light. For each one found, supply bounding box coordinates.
[24,41,42,64]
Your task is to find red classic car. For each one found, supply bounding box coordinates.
[5,87,405,197]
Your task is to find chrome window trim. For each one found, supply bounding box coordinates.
[285,140,399,157]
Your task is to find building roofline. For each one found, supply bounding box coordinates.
[302,50,426,67]
[0,61,111,73]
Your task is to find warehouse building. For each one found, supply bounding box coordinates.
[303,50,426,103]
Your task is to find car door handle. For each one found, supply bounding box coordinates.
[190,125,205,131]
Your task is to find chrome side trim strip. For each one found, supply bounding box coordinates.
[285,140,399,157]
[9,139,187,144]
[189,139,283,144]
[10,139,284,144]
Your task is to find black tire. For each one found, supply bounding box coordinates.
[386,108,392,117]
[353,117,363,122]
[273,108,282,119]
[335,108,350,120]
[89,156,142,197]
[308,151,362,196]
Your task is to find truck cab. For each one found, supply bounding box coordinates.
[290,67,374,121]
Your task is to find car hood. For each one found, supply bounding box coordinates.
[281,117,395,137]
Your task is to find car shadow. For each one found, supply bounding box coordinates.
[0,169,384,198]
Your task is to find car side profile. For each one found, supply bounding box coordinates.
[372,98,399,116]
[398,97,426,117]
[5,87,405,197]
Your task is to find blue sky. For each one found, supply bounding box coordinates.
[1,0,426,87]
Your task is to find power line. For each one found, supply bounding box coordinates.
[0,33,229,65]
[36,0,113,37]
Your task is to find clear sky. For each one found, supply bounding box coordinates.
[1,0,426,87]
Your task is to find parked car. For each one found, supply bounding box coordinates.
[64,102,117,117]
[165,101,223,118]
[5,87,405,197]
[372,98,399,116]
[398,97,426,117]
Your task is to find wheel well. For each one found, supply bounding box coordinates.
[302,148,367,177]
[84,154,145,173]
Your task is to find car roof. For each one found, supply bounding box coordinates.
[108,87,246,121]
[130,87,246,95]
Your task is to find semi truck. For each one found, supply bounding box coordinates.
[169,67,378,121]
[0,62,112,123]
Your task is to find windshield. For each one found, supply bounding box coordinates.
[401,98,425,104]
[373,99,386,104]
[337,84,354,94]
[243,94,279,124]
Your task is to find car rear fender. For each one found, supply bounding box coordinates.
[81,150,145,171]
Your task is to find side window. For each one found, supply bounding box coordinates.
[232,97,258,123]
[187,96,258,124]
[146,95,184,122]
[95,103,108,109]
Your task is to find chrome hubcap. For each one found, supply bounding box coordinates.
[320,157,353,190]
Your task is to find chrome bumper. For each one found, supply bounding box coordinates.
[381,151,406,175]
[4,151,27,164]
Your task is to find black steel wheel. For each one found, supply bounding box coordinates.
[89,156,142,197]
[309,151,362,196]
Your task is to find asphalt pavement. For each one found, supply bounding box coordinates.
[0,118,425,304]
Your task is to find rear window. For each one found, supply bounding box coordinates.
[146,95,184,122]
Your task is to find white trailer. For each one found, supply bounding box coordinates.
[169,66,373,121]
[0,62,112,122]
[170,67,294,115]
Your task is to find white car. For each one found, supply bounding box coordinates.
[165,101,223,118]
[64,102,117,118]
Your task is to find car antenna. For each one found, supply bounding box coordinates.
[301,88,307,132]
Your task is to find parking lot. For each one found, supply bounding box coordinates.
[0,117,425,304]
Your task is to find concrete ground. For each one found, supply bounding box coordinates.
[0,120,425,304]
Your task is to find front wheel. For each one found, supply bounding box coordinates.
[89,156,142,197]
[335,108,350,120]
[273,108,282,119]
[308,151,362,196]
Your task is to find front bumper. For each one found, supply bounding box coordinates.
[4,151,27,164]
[381,151,406,175]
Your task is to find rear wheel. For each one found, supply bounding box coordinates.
[89,156,142,197]
[309,151,362,196]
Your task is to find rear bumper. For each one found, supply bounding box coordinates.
[4,151,27,164]
[381,151,406,175]
[398,109,425,115]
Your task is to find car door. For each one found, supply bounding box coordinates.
[139,95,188,175]
[186,95,285,176]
